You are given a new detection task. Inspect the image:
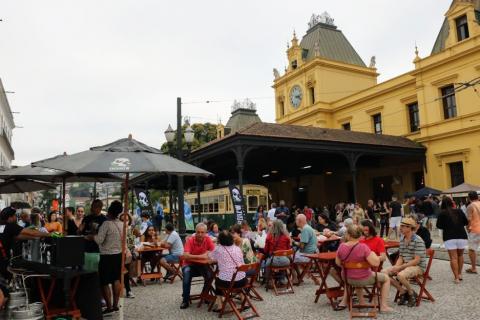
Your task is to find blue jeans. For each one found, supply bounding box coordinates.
[181,264,213,303]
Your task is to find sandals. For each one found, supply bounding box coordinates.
[466,268,478,274]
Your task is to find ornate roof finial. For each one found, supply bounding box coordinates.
[413,43,421,63]
[291,30,299,46]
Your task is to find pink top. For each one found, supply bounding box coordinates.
[209,245,246,281]
[337,242,372,280]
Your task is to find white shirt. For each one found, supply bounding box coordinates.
[267,208,276,221]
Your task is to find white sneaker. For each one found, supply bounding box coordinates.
[126,291,135,298]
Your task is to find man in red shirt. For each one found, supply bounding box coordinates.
[360,219,387,262]
[181,223,215,309]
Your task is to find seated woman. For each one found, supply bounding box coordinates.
[209,230,247,310]
[140,226,161,272]
[254,218,268,252]
[316,213,337,233]
[45,211,63,233]
[335,225,393,313]
[263,220,292,283]
[208,223,219,238]
[231,224,257,275]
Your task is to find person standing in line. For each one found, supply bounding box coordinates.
[267,203,277,222]
[65,207,78,236]
[436,196,468,283]
[379,202,390,238]
[387,196,403,240]
[366,200,376,226]
[91,201,124,315]
[466,191,480,274]
[275,200,290,224]
[352,203,366,225]
[78,199,106,272]
[74,206,85,229]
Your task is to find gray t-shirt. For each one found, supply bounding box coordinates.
[166,230,184,256]
[300,224,317,254]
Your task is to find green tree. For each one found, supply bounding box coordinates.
[161,122,217,153]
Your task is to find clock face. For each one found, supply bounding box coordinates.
[290,85,302,109]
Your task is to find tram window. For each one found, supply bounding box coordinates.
[259,196,267,207]
[248,196,258,212]
[214,202,219,212]
[218,195,225,212]
[209,203,214,212]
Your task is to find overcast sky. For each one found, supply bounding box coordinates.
[1,0,451,165]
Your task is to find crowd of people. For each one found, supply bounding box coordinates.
[174,191,480,315]
[0,189,479,316]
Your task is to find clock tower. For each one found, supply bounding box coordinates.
[273,12,378,127]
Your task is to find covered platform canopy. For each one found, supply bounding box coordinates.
[442,182,480,196]
[185,122,425,205]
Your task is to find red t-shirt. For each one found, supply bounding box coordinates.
[360,236,385,256]
[264,233,291,255]
[183,235,215,266]
[304,208,313,221]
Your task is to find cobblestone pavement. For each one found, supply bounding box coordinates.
[118,258,480,320]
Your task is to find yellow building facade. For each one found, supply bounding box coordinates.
[273,0,480,193]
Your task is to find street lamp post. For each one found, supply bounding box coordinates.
[164,97,194,239]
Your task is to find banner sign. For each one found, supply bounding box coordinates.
[184,201,194,231]
[134,188,154,217]
[228,185,246,224]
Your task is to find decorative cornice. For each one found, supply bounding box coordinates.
[434,148,470,166]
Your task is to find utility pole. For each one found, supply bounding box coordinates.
[177,97,186,239]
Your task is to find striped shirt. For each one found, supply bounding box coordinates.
[399,234,426,271]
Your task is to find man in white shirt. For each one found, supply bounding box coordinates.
[267,203,277,221]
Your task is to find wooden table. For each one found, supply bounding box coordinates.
[182,257,217,308]
[304,252,343,309]
[384,241,400,265]
[317,235,341,252]
[137,246,167,283]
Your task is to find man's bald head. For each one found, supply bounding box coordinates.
[296,213,307,228]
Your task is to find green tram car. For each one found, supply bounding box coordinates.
[185,184,269,229]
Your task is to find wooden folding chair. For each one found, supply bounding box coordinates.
[343,261,381,319]
[265,249,295,296]
[393,249,435,307]
[210,263,260,320]
[165,261,183,283]
[245,257,263,301]
[292,252,313,286]
[414,248,435,306]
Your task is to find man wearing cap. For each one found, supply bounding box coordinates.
[383,217,426,307]
[0,207,50,279]
[466,191,480,274]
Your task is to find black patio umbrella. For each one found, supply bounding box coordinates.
[413,186,442,198]
[31,135,212,291]
[0,179,57,194]
[0,163,123,183]
[0,162,123,232]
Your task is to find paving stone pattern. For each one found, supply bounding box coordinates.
[119,259,480,320]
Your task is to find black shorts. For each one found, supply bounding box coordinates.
[99,253,122,286]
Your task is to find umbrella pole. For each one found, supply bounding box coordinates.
[120,173,129,297]
[62,178,66,235]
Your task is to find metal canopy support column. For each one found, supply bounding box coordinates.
[167,175,173,222]
[344,152,362,204]
[233,146,253,198]
[196,176,202,223]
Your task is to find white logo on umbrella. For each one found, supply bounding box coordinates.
[110,158,131,171]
